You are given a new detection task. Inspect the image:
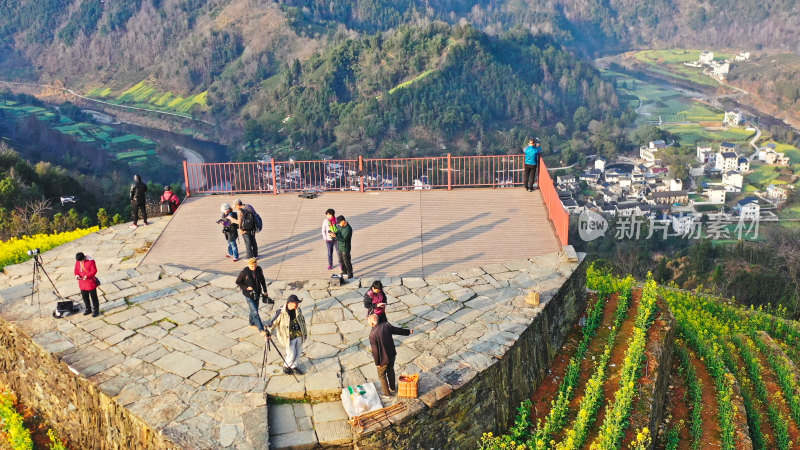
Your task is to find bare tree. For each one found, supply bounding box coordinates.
[765,227,800,316]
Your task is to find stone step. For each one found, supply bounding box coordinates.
[268,400,353,449]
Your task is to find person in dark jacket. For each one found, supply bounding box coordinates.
[74,252,100,317]
[219,203,239,261]
[364,280,388,323]
[229,200,258,259]
[235,258,268,335]
[130,174,148,227]
[330,215,353,279]
[368,314,412,396]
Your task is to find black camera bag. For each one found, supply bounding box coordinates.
[53,301,80,318]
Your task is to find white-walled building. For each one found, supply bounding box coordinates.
[697,145,714,164]
[723,111,742,126]
[594,158,606,172]
[669,179,683,191]
[735,197,760,220]
[715,152,738,171]
[766,184,790,200]
[699,51,714,65]
[738,157,750,172]
[722,170,743,192]
[706,186,727,204]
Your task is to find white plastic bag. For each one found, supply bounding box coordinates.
[341,382,382,418]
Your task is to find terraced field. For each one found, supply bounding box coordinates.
[0,99,157,163]
[86,81,208,115]
[482,263,800,449]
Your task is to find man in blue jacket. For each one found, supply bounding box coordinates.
[523,138,542,191]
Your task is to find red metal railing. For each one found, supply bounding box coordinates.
[538,159,569,246]
[184,154,568,244]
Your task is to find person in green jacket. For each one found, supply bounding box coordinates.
[330,215,353,279]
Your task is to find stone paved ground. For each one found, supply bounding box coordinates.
[0,215,579,449]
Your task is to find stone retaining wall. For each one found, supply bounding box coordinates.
[354,259,588,448]
[0,319,180,450]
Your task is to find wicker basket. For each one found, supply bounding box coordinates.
[398,374,419,398]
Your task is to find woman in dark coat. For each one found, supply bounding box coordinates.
[74,252,100,317]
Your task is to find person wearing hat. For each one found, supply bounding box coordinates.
[329,215,353,279]
[236,258,268,334]
[267,295,308,375]
[159,185,181,214]
[219,203,239,261]
[129,174,148,227]
[522,138,542,192]
[74,252,100,317]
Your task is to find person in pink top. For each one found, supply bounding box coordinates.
[160,186,181,214]
[74,252,100,317]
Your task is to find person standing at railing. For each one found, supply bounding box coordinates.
[523,138,543,192]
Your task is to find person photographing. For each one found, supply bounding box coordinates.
[522,138,542,192]
[235,258,268,336]
[266,295,308,375]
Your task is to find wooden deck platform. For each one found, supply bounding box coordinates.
[141,189,562,279]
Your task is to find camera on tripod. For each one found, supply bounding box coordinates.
[27,248,40,256]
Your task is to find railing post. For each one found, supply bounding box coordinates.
[447,153,452,191]
[271,158,278,195]
[182,161,191,197]
[359,156,364,193]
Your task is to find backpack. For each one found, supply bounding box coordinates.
[240,205,263,232]
[240,208,255,231]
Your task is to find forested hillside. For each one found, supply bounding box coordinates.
[242,24,622,157]
[1,0,796,128]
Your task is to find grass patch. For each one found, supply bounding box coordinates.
[388,69,435,95]
[661,124,753,146]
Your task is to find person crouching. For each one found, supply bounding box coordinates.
[267,295,308,375]
[235,257,268,336]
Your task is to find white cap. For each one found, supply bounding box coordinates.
[221,203,231,213]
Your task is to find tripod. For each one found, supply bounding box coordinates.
[29,253,65,317]
[261,336,300,382]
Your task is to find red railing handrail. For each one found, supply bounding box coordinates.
[183,154,567,245]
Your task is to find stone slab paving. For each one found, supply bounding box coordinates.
[0,213,580,449]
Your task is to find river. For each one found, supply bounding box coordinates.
[110,121,229,164]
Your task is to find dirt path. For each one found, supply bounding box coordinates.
[657,344,691,449]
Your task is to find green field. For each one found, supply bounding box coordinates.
[86,81,208,115]
[661,123,752,145]
[606,72,725,126]
[0,100,158,163]
[633,49,736,87]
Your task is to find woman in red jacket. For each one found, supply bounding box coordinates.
[75,252,100,317]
